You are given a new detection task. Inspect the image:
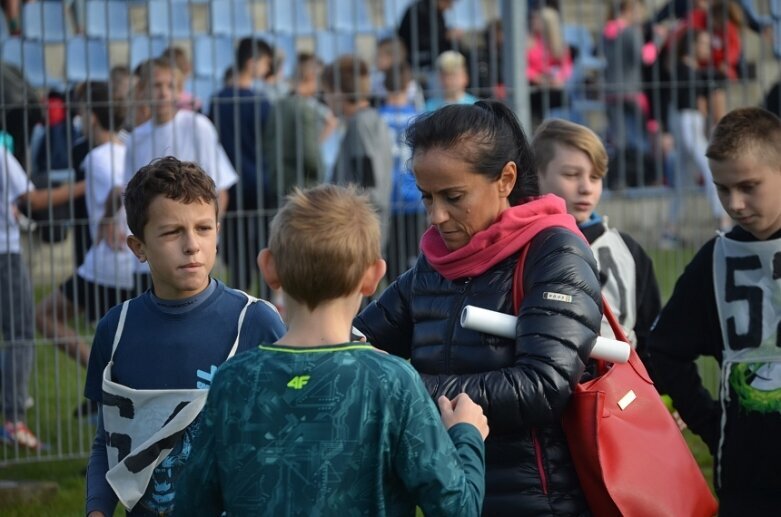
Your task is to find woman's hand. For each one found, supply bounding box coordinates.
[438,394,489,441]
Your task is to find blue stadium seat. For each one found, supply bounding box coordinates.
[775,19,781,58]
[193,35,234,79]
[383,0,413,31]
[1,38,50,88]
[444,0,485,32]
[148,0,192,39]
[0,8,9,40]
[1,37,24,70]
[129,36,168,70]
[191,76,217,115]
[772,0,781,19]
[22,2,69,42]
[267,0,313,35]
[66,37,110,82]
[314,31,356,64]
[85,0,131,40]
[327,0,373,33]
[211,0,254,37]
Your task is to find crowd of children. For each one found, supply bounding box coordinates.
[1,2,780,515]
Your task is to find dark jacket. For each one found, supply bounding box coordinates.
[397,0,451,70]
[356,227,602,516]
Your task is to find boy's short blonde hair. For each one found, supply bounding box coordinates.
[706,107,781,167]
[268,184,381,310]
[436,50,467,74]
[532,118,608,178]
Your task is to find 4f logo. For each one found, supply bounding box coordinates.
[287,375,310,390]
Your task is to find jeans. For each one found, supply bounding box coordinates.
[0,253,35,422]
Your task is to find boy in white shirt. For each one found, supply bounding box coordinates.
[1,147,79,448]
[124,57,238,293]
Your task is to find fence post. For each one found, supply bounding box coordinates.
[501,0,530,132]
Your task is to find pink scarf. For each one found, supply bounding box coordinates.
[420,194,583,281]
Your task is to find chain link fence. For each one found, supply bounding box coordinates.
[0,0,775,463]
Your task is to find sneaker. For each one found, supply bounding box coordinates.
[3,421,41,450]
[0,425,13,446]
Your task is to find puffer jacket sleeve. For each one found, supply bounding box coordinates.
[425,227,603,431]
[354,265,415,359]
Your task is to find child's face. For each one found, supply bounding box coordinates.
[152,66,179,124]
[710,155,781,240]
[133,196,219,300]
[253,55,272,80]
[695,32,711,62]
[537,143,603,224]
[440,69,467,97]
[323,85,342,116]
[376,45,395,72]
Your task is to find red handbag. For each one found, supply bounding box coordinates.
[512,245,717,516]
[562,302,718,517]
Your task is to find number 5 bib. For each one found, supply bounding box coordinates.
[713,233,781,484]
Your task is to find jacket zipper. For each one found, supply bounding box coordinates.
[448,277,471,373]
[531,427,549,495]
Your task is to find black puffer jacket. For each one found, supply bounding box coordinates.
[356,227,602,516]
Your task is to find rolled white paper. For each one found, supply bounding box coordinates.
[460,305,630,364]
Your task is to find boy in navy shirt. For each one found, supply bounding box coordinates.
[84,157,285,516]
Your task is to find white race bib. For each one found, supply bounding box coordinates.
[591,224,637,345]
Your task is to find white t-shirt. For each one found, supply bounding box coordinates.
[124,110,238,192]
[77,142,135,289]
[84,142,126,241]
[78,209,135,289]
[0,149,34,254]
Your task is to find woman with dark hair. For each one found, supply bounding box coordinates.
[355,100,601,515]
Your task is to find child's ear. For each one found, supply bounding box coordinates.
[258,248,282,290]
[127,235,146,263]
[359,259,387,297]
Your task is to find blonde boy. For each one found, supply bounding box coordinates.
[533,119,661,365]
[650,107,781,515]
[425,50,478,111]
[174,184,489,516]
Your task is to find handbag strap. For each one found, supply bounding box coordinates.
[511,245,532,315]
[602,297,629,343]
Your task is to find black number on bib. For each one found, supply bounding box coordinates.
[597,247,627,325]
[107,432,132,462]
[725,255,763,349]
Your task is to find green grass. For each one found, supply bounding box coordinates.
[0,243,716,514]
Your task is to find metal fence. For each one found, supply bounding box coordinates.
[0,0,776,463]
